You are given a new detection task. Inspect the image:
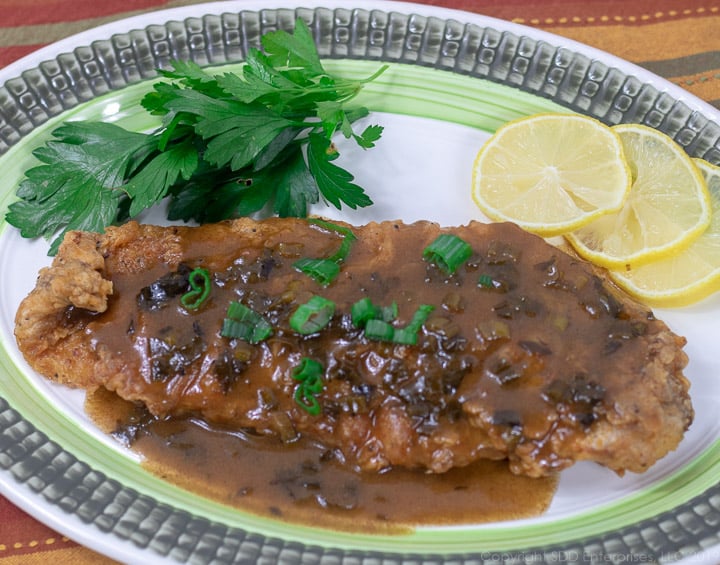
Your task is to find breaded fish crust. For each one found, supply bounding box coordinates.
[15,218,693,477]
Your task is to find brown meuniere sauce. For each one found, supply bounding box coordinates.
[72,218,660,532]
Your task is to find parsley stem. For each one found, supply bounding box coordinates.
[361,64,390,83]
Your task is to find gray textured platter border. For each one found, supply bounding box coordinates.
[1,3,719,564]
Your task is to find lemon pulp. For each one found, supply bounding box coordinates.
[471,113,631,237]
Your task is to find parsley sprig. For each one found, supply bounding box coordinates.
[6,19,386,254]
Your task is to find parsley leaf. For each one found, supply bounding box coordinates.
[154,86,297,170]
[272,146,320,217]
[6,17,386,255]
[167,145,317,222]
[355,124,384,149]
[167,171,276,223]
[158,59,219,89]
[7,122,155,253]
[222,50,302,107]
[261,19,326,79]
[124,139,199,217]
[306,133,372,210]
[316,101,353,138]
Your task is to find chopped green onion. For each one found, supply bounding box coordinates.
[362,304,434,345]
[364,319,396,341]
[391,327,419,345]
[394,304,435,345]
[292,357,324,391]
[478,273,494,288]
[293,219,357,285]
[292,357,324,416]
[221,301,273,342]
[327,230,356,263]
[477,273,507,292]
[331,235,355,264]
[292,258,340,286]
[309,218,357,263]
[406,304,435,332]
[290,295,336,335]
[351,297,398,328]
[423,234,473,274]
[381,303,399,322]
[351,297,375,327]
[293,388,320,415]
[180,267,212,310]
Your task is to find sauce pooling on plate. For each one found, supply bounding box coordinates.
[86,387,559,532]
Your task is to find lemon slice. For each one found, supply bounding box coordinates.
[609,159,720,307]
[471,113,632,236]
[566,124,711,268]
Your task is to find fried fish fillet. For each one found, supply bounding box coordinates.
[15,218,692,477]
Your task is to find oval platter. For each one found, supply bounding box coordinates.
[0,1,719,563]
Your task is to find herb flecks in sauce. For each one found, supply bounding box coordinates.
[86,388,559,532]
[56,217,679,530]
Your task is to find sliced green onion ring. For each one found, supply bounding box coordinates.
[292,258,340,286]
[362,304,434,345]
[391,327,419,345]
[290,295,336,335]
[364,319,396,341]
[292,357,325,416]
[293,219,357,285]
[406,304,435,332]
[423,233,473,274]
[478,273,495,288]
[351,297,398,328]
[221,301,273,343]
[180,267,212,310]
[309,218,357,263]
[294,387,321,415]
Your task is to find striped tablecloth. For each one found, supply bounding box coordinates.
[1,0,718,563]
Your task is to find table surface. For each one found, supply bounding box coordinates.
[1,0,718,563]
